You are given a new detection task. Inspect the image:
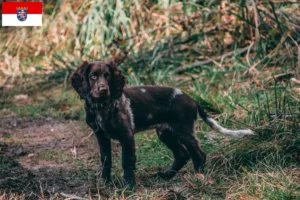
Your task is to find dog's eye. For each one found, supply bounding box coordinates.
[90,75,97,80]
[104,73,110,78]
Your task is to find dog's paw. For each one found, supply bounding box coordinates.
[119,178,136,188]
[98,177,111,185]
[123,170,136,186]
[156,171,175,180]
[126,180,136,187]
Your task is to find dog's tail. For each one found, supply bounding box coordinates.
[197,103,254,137]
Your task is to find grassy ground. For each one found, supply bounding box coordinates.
[1,63,299,199]
[0,0,300,199]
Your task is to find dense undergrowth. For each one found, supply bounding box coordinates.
[0,0,299,199]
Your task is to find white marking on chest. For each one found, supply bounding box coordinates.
[147,114,153,119]
[123,95,135,130]
[140,88,146,93]
[171,88,183,99]
[95,112,105,131]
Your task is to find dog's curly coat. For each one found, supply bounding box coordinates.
[69,60,253,185]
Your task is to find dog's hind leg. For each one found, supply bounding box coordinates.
[156,128,190,179]
[177,125,206,173]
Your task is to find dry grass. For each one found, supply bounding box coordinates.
[0,0,299,199]
[0,1,299,87]
[226,167,300,199]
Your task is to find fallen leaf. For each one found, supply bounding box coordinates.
[14,94,28,100]
[194,173,205,182]
[208,177,215,185]
[28,153,35,158]
[291,78,300,84]
[61,105,70,111]
[14,94,31,106]
[292,88,300,94]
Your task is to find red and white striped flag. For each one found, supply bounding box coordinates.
[2,2,43,26]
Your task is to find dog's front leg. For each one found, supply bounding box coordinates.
[85,110,112,182]
[94,131,112,182]
[119,131,136,185]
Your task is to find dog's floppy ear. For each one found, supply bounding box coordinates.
[69,61,90,99]
[108,60,126,99]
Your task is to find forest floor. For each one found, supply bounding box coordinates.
[1,114,299,199]
[0,116,221,199]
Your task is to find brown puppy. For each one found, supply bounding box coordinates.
[69,60,253,185]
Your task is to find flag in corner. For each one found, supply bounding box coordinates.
[2,2,43,27]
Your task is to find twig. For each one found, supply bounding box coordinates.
[260,0,299,3]
[246,41,255,67]
[60,193,89,200]
[206,57,222,68]
[176,45,252,73]
[251,0,260,47]
[287,34,300,78]
[248,31,288,72]
[266,72,295,82]
[80,131,94,143]
[133,0,151,43]
[106,14,203,49]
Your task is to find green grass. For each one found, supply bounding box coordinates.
[225,165,300,200]
[37,150,74,164]
[1,56,299,199]
[1,57,299,199]
[0,0,299,199]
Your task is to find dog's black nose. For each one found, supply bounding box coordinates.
[99,86,108,94]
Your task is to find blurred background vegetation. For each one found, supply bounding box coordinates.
[0,0,299,118]
[0,0,299,199]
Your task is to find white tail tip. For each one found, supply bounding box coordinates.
[206,117,255,137]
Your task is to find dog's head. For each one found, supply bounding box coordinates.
[69,60,126,103]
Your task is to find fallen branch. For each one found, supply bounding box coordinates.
[266,72,295,82]
[269,113,300,120]
[248,31,288,73]
[251,0,260,47]
[60,193,89,200]
[176,45,252,73]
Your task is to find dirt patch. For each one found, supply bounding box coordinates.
[0,116,197,199]
[0,116,105,198]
